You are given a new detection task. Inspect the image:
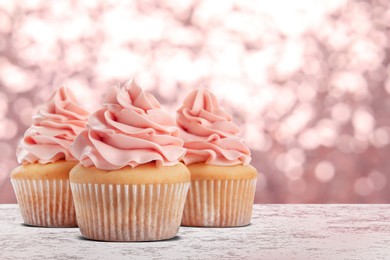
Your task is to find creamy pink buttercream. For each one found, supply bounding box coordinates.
[177,88,251,166]
[71,80,186,170]
[17,86,89,164]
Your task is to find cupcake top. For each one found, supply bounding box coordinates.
[71,80,186,170]
[17,86,89,164]
[176,88,251,166]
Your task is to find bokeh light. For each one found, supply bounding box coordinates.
[1,0,390,203]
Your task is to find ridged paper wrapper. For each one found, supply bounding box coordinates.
[11,178,77,227]
[181,178,257,227]
[71,182,190,241]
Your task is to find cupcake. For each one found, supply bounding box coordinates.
[177,88,257,227]
[11,86,89,227]
[70,81,190,241]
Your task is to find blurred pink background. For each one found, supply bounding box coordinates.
[1,0,390,203]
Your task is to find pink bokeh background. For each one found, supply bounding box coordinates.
[1,0,390,203]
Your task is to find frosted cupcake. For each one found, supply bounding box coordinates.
[177,88,257,227]
[11,86,89,227]
[70,81,190,241]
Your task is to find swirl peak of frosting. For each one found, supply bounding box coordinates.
[71,80,186,170]
[177,88,251,166]
[177,87,240,137]
[17,86,89,164]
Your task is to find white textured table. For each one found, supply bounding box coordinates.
[1,204,389,259]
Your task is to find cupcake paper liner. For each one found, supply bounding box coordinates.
[11,178,77,227]
[181,178,257,227]
[70,182,190,241]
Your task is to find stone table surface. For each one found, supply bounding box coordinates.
[0,204,389,259]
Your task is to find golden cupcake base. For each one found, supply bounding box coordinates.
[70,163,190,241]
[10,161,78,227]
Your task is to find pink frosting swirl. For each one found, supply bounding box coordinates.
[17,86,89,164]
[71,81,186,170]
[177,88,251,166]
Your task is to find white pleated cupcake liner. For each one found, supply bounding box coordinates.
[70,182,190,241]
[11,178,77,227]
[182,178,257,227]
